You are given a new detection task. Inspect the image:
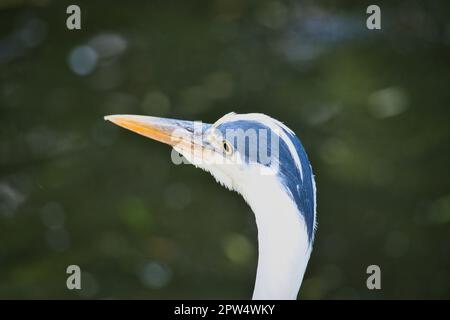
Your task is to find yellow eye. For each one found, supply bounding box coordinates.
[222,140,233,155]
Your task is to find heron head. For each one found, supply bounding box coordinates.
[105,113,278,187]
[105,112,316,241]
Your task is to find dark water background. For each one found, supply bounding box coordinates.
[1,0,449,299]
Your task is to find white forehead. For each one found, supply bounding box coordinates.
[213,112,294,135]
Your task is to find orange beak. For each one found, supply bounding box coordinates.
[104,114,212,157]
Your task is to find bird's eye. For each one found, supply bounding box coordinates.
[222,140,233,155]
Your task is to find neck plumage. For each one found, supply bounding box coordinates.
[238,174,312,300]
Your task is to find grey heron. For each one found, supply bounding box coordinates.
[105,112,317,300]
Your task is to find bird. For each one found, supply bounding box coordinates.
[105,112,317,300]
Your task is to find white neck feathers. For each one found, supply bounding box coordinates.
[236,172,312,300]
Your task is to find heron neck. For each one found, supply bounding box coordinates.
[239,176,311,300]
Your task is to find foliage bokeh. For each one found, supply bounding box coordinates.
[1,0,449,299]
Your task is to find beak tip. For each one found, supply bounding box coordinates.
[104,115,121,124]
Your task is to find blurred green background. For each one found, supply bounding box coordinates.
[1,0,450,299]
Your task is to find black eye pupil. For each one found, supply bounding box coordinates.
[223,141,229,152]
